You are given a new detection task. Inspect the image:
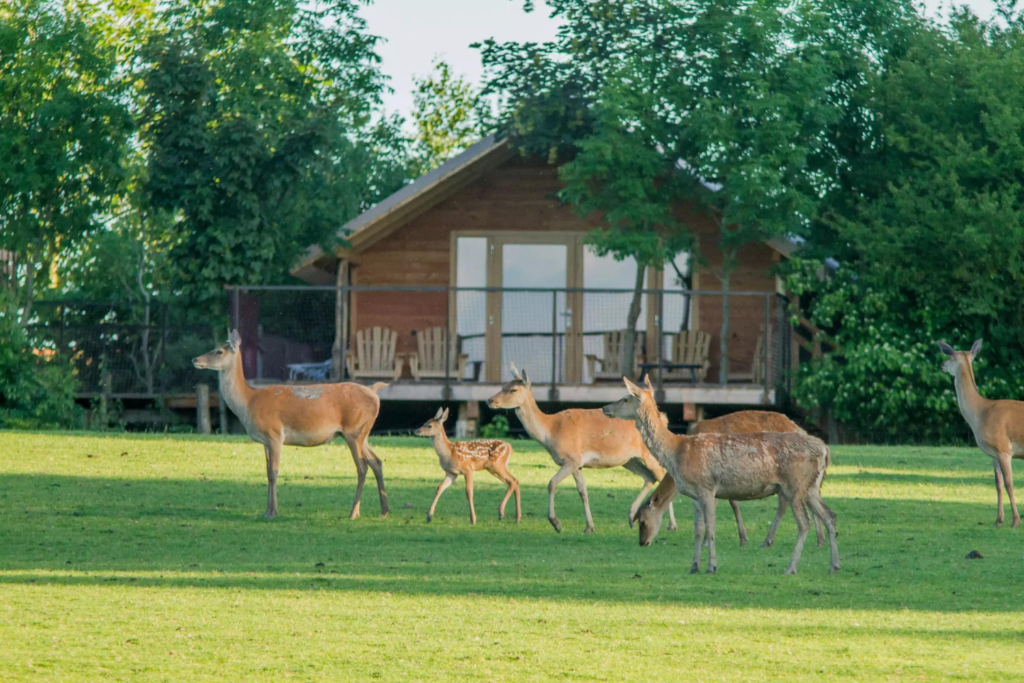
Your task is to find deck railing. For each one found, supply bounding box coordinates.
[227,285,791,402]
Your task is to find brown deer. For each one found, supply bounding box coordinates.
[605,377,838,575]
[192,330,389,520]
[633,411,825,549]
[414,407,521,524]
[486,363,683,534]
[938,339,1024,527]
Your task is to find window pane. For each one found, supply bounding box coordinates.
[455,237,487,379]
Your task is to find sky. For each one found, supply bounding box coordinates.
[361,0,1000,125]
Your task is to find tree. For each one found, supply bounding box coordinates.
[411,58,482,172]
[141,0,409,303]
[0,0,131,324]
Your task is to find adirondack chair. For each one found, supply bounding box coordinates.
[664,330,711,382]
[728,331,766,384]
[408,327,468,380]
[346,327,403,380]
[585,330,646,382]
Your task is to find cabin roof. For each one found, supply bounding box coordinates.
[291,136,800,284]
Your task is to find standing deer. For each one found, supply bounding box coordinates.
[192,330,389,520]
[605,377,838,575]
[630,410,825,548]
[414,407,521,524]
[938,339,1024,528]
[486,363,682,534]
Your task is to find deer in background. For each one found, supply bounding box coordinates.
[415,407,521,524]
[938,339,1024,528]
[631,410,825,549]
[487,363,682,534]
[605,377,838,575]
[193,330,389,520]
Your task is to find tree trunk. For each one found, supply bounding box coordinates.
[622,261,647,379]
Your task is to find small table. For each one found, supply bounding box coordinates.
[637,361,702,384]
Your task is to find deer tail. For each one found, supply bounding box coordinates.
[369,382,389,394]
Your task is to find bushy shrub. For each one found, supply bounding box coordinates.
[0,316,81,429]
[480,414,511,439]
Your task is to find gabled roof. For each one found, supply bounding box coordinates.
[292,135,514,283]
[291,134,804,284]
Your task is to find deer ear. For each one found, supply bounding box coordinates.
[440,407,449,423]
[229,329,242,349]
[644,374,654,393]
[433,406,445,420]
[623,377,642,396]
[509,362,521,380]
[936,341,955,357]
[970,339,983,358]
[520,368,531,387]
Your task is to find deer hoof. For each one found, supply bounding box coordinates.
[583,525,595,534]
[549,517,562,533]
[426,514,432,523]
[829,565,841,574]
[263,510,277,520]
[739,538,748,548]
[1014,518,1021,529]
[688,563,699,574]
[784,567,797,576]
[760,539,774,549]
[706,565,717,575]
[994,518,1003,527]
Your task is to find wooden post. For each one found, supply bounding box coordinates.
[456,401,480,438]
[99,370,111,431]
[196,383,211,435]
[331,259,349,381]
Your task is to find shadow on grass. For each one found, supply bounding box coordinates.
[1,470,1019,614]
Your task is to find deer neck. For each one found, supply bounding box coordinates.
[514,391,554,444]
[635,400,681,463]
[953,362,988,433]
[431,431,454,464]
[219,357,255,423]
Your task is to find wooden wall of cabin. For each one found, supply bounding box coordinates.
[347,156,782,384]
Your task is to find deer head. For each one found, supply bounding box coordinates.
[193,329,242,372]
[487,362,532,410]
[415,407,450,437]
[937,339,982,378]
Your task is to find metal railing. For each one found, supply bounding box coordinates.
[227,285,790,401]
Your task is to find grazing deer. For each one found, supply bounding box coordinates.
[192,330,389,520]
[414,407,521,524]
[605,377,838,575]
[938,339,1024,528]
[634,411,824,549]
[486,363,683,534]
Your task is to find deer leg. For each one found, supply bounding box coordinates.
[363,441,389,518]
[998,454,1020,528]
[464,469,477,525]
[572,469,596,534]
[622,459,659,528]
[344,434,369,520]
[263,440,281,519]
[667,499,678,532]
[729,500,748,547]
[994,461,1005,527]
[812,505,825,547]
[427,472,456,522]
[806,491,840,573]
[547,462,574,533]
[784,494,811,575]
[690,499,704,574]
[489,463,520,522]
[762,496,788,548]
[701,494,718,574]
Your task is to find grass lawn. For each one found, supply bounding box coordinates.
[1,431,1023,681]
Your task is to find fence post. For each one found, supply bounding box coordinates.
[196,383,211,435]
[100,370,111,431]
[656,288,665,403]
[549,290,559,402]
[219,392,228,435]
[232,287,240,331]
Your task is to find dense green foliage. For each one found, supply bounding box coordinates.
[4,433,1024,680]
[410,58,484,172]
[790,8,1024,440]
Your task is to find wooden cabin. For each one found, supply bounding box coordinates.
[291,136,797,419]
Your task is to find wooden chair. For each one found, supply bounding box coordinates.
[408,327,468,380]
[346,327,403,380]
[664,330,711,382]
[728,332,766,384]
[585,330,646,382]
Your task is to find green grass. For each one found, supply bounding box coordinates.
[2,432,1023,681]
